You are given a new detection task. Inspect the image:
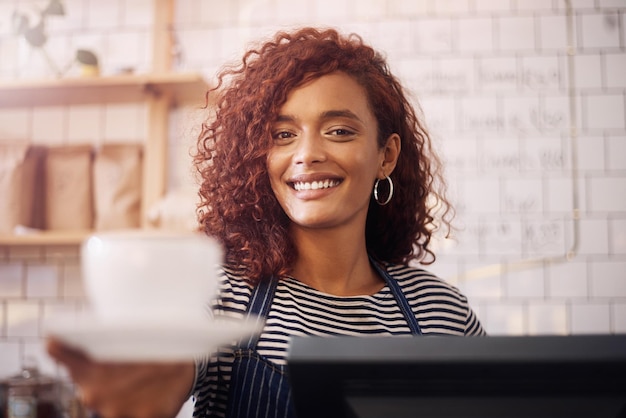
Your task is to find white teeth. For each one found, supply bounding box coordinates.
[293,179,339,191]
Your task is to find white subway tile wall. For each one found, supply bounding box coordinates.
[483,303,527,335]
[527,302,569,335]
[67,104,103,143]
[0,111,28,139]
[614,303,626,332]
[0,0,624,380]
[32,107,66,144]
[571,303,612,333]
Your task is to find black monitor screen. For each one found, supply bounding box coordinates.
[286,335,626,418]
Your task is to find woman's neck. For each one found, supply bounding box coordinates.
[289,225,385,296]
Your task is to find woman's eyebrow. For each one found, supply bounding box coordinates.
[274,109,363,124]
[275,114,296,123]
[320,109,363,123]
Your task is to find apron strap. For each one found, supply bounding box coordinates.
[239,277,279,349]
[370,258,423,336]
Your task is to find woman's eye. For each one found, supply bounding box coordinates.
[327,128,355,139]
[273,131,295,141]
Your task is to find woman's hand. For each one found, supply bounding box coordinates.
[46,337,195,418]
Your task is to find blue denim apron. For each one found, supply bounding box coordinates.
[225,262,423,418]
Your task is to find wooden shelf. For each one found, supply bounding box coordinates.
[0,4,205,247]
[0,230,93,246]
[0,72,210,108]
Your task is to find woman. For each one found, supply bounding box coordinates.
[48,27,484,418]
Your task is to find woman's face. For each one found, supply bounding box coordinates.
[267,71,398,231]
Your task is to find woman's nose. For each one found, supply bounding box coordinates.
[293,132,326,165]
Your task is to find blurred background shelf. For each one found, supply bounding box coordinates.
[0,230,92,246]
[0,2,208,248]
[0,72,209,246]
[0,72,209,108]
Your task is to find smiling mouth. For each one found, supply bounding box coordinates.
[292,179,341,191]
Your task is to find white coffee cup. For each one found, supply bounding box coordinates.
[81,230,222,324]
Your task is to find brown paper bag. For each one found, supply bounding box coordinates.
[93,144,143,230]
[0,143,45,234]
[45,145,94,230]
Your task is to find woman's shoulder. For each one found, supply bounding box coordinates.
[218,264,255,290]
[384,262,450,284]
[385,263,486,336]
[383,262,469,302]
[211,264,255,319]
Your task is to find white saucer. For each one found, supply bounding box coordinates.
[45,312,262,362]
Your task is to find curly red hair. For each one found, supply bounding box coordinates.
[194,27,453,283]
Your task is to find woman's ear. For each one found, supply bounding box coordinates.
[378,133,401,178]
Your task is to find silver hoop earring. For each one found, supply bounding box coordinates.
[373,175,394,206]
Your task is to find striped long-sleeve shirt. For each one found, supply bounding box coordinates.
[192,263,485,417]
